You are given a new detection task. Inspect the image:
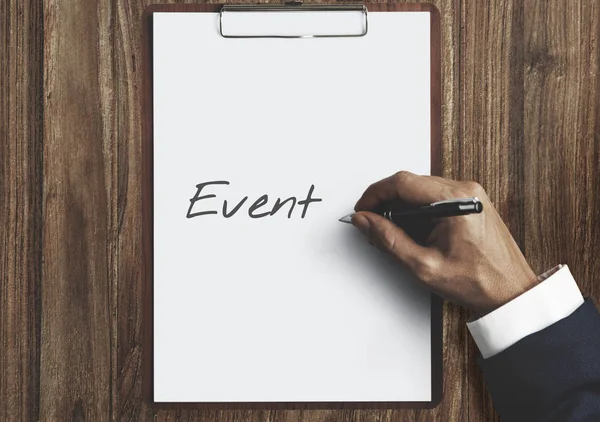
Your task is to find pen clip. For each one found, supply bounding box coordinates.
[430,197,480,206]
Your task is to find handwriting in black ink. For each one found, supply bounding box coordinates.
[186,181,323,219]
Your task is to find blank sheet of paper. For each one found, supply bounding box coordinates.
[153,11,432,403]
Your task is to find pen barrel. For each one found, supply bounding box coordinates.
[382,201,482,246]
[387,202,482,221]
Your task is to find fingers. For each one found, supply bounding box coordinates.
[352,211,441,284]
[354,171,451,212]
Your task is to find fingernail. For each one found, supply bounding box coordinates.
[352,213,371,238]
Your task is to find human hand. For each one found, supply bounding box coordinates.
[352,171,538,315]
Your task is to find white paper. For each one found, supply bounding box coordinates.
[153,11,433,403]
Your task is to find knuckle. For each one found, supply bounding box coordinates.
[366,181,379,193]
[413,255,439,283]
[453,181,485,198]
[394,170,412,185]
[465,181,485,196]
[378,227,398,252]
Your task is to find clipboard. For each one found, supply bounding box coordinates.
[142,2,442,409]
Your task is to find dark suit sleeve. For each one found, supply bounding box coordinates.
[479,299,600,422]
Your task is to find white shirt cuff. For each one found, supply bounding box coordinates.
[466,265,584,359]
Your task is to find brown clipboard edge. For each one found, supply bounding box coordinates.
[142,2,443,410]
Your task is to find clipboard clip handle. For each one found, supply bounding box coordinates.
[219,3,369,39]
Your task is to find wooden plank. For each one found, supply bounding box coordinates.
[523,1,600,297]
[459,0,525,421]
[0,1,44,421]
[111,0,149,419]
[430,0,466,419]
[41,0,116,420]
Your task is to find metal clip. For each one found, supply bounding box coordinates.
[219,3,368,39]
[430,197,480,206]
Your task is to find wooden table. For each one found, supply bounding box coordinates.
[1,0,599,420]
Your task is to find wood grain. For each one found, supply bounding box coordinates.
[1,0,599,420]
[0,1,43,421]
[523,0,600,294]
[459,1,525,421]
[41,0,114,420]
[115,1,151,419]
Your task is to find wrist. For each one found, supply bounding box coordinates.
[467,265,583,358]
[481,268,539,316]
[503,269,539,304]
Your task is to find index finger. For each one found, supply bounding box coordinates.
[354,171,452,212]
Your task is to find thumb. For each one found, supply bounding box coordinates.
[352,211,438,279]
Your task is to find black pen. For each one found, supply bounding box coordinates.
[338,197,483,224]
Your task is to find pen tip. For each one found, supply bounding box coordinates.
[339,214,354,224]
